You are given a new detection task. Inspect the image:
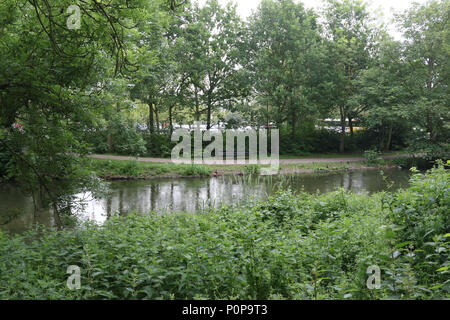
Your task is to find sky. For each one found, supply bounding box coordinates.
[197,0,429,39]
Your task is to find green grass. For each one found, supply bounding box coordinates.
[86,158,262,179]
[86,158,396,180]
[86,159,214,178]
[279,160,396,173]
[279,151,407,160]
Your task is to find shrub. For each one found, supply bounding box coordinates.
[364,149,384,166]
[244,165,260,175]
[144,133,175,158]
[179,165,212,177]
[84,115,147,156]
[279,129,340,155]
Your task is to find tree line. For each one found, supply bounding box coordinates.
[121,0,448,157]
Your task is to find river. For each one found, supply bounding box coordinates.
[0,168,411,234]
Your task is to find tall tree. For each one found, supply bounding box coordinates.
[397,0,449,158]
[247,0,322,136]
[321,0,377,152]
[0,0,172,224]
[176,0,245,129]
[353,35,411,151]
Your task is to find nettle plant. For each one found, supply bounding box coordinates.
[379,161,450,298]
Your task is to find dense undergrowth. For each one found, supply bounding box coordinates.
[0,164,448,300]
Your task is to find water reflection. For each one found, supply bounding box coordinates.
[0,169,411,234]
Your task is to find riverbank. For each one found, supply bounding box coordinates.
[1,165,448,300]
[87,156,404,181]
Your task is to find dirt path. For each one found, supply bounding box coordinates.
[278,154,403,164]
[89,154,404,165]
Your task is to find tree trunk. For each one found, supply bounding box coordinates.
[169,104,174,136]
[105,112,113,153]
[194,89,200,121]
[155,106,160,134]
[206,96,212,130]
[385,125,393,151]
[52,202,62,231]
[148,102,154,134]
[348,117,354,136]
[339,106,346,153]
[207,105,211,130]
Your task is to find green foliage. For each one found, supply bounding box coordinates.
[179,165,213,177]
[389,163,449,247]
[393,157,434,170]
[0,147,14,181]
[0,167,448,300]
[88,159,214,178]
[0,0,448,300]
[379,162,450,298]
[247,0,322,132]
[364,150,384,167]
[395,0,449,158]
[143,133,175,158]
[169,0,246,128]
[243,165,260,175]
[279,129,340,155]
[0,0,174,221]
[90,159,167,178]
[85,115,147,156]
[321,0,379,153]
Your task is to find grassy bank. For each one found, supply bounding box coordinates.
[86,157,399,180]
[0,164,448,300]
[87,158,214,179]
[279,151,407,159]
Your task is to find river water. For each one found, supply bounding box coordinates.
[0,169,412,234]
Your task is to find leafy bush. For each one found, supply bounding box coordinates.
[143,133,176,158]
[87,159,216,178]
[384,163,450,296]
[279,127,408,156]
[179,165,212,177]
[244,165,260,175]
[89,159,143,177]
[364,149,384,166]
[119,161,140,176]
[279,129,340,155]
[84,115,147,156]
